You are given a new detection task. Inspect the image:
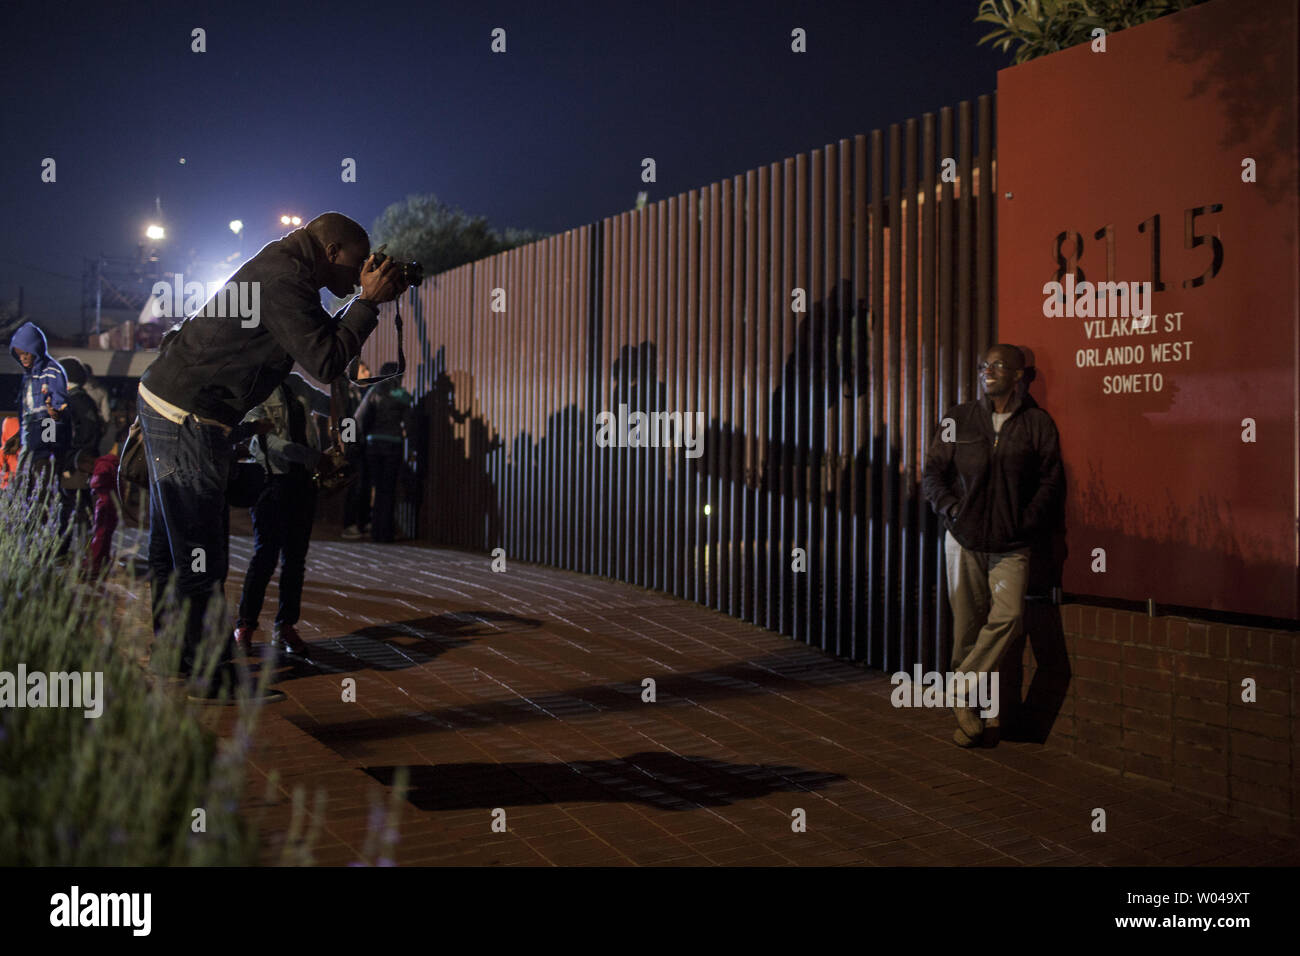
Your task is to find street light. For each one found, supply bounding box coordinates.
[229,220,243,234]
[280,215,302,227]
[145,224,165,240]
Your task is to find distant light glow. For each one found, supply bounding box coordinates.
[290,216,301,226]
[280,215,291,225]
[145,224,165,240]
[229,220,243,235]
[703,504,712,516]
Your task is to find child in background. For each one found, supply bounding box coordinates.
[87,453,119,578]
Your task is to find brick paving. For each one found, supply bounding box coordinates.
[109,526,1300,867]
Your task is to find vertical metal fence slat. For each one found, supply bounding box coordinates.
[743,168,758,624]
[656,200,670,593]
[718,178,734,616]
[902,118,919,670]
[671,195,687,598]
[957,100,974,406]
[816,144,833,654]
[755,165,770,630]
[920,111,938,671]
[836,138,853,659]
[687,191,702,603]
[868,131,884,666]
[706,183,721,610]
[600,222,613,578]
[851,134,868,661]
[884,124,902,672]
[793,152,808,643]
[937,109,956,664]
[781,158,795,637]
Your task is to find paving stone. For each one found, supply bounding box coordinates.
[101,527,1300,867]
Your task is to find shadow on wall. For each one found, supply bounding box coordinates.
[399,280,1074,738]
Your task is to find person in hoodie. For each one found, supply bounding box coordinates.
[921,344,1064,749]
[5,321,70,492]
[356,362,414,543]
[135,212,403,699]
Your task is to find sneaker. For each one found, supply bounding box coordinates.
[271,624,310,657]
[341,525,363,539]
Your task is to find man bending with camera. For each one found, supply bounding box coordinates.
[137,212,403,700]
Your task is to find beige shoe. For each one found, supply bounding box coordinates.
[953,726,979,748]
[953,705,984,740]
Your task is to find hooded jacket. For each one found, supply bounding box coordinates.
[921,390,1064,553]
[9,322,69,451]
[89,453,119,494]
[139,229,379,428]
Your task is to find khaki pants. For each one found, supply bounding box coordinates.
[944,530,1029,682]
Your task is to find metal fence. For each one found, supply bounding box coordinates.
[364,94,997,674]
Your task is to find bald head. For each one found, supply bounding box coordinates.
[305,212,371,297]
[306,212,369,252]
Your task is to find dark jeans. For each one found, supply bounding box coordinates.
[343,451,370,530]
[366,442,402,542]
[237,470,317,629]
[15,445,60,499]
[139,401,234,676]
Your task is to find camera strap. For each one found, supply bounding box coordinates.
[346,300,405,387]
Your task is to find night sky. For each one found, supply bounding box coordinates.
[2,0,1006,336]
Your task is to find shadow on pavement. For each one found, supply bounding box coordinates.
[365,752,845,812]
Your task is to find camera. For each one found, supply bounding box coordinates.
[370,245,424,289]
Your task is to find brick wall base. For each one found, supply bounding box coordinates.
[1004,602,1297,831]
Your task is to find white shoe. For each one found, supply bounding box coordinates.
[341,525,362,539]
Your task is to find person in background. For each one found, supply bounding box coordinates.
[233,372,328,658]
[357,362,413,543]
[54,357,104,547]
[341,359,372,539]
[5,321,69,493]
[68,358,116,455]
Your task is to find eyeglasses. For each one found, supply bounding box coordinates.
[978,361,1012,373]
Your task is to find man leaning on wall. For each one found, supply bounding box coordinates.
[921,344,1064,748]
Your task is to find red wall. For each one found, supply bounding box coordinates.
[997,0,1300,618]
